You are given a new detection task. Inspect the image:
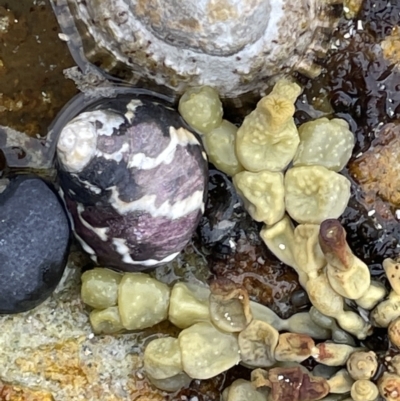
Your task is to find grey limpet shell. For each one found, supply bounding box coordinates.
[50,0,343,98]
[56,91,208,271]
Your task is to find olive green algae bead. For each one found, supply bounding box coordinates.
[233,170,285,225]
[284,166,351,224]
[168,282,210,329]
[118,273,170,330]
[178,86,223,134]
[178,321,240,380]
[293,117,355,172]
[144,337,183,380]
[81,268,122,309]
[89,306,124,334]
[204,120,243,176]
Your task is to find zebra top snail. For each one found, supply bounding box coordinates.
[56,91,208,271]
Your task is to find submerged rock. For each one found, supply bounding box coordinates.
[0,176,70,313]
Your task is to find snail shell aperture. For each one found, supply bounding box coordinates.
[56,92,208,271]
[52,0,342,97]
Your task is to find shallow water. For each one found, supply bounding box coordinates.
[1,0,400,400]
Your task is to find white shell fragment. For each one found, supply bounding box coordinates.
[144,337,183,380]
[118,273,170,330]
[178,322,240,380]
[57,110,124,173]
[233,170,285,225]
[285,166,351,224]
[178,86,223,134]
[235,94,299,172]
[168,282,211,329]
[293,118,355,172]
[204,120,243,176]
[238,319,279,368]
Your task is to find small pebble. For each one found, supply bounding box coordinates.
[0,175,70,313]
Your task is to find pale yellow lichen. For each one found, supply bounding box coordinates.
[314,342,360,366]
[260,215,309,285]
[293,224,326,278]
[274,332,315,363]
[356,281,387,310]
[371,290,400,328]
[222,379,268,401]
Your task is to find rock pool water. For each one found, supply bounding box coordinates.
[1,0,400,400]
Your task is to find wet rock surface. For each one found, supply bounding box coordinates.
[0,175,70,313]
[296,0,400,277]
[0,1,77,136]
[0,0,400,400]
[198,168,301,318]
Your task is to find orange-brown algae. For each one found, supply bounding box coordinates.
[349,122,400,210]
[0,1,77,136]
[0,380,54,401]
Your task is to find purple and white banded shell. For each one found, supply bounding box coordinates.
[56,91,208,271]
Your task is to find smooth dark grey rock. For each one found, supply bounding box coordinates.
[0,176,70,314]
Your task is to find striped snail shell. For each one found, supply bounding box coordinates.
[56,89,208,271]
